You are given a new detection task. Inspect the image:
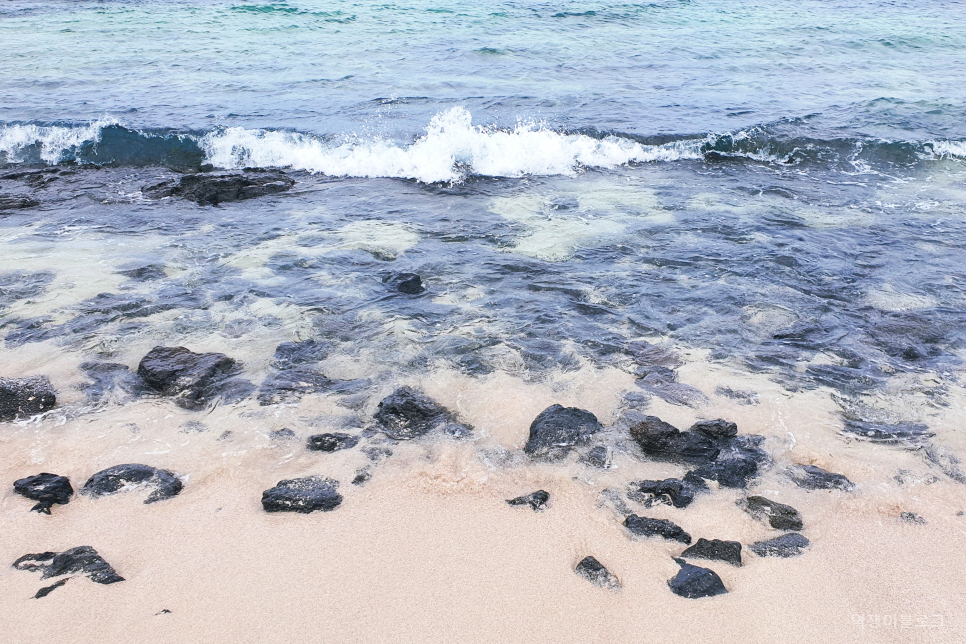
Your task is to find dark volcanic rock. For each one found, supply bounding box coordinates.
[81,464,182,504]
[688,434,769,489]
[629,415,720,464]
[580,445,611,469]
[261,476,342,513]
[524,404,602,459]
[787,464,855,491]
[507,490,549,512]
[668,557,728,598]
[624,514,692,544]
[627,478,699,509]
[386,273,426,295]
[900,511,926,525]
[841,418,932,445]
[13,473,73,514]
[118,264,166,281]
[749,533,810,557]
[373,386,469,440]
[738,496,803,531]
[681,538,742,567]
[35,578,70,598]
[270,428,296,441]
[14,546,124,592]
[145,171,295,206]
[306,432,360,452]
[137,346,240,410]
[0,376,56,421]
[79,361,152,405]
[574,556,621,591]
[689,419,738,440]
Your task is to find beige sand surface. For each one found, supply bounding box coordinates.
[2,362,965,644]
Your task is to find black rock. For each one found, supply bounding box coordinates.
[269,428,296,441]
[574,556,621,591]
[351,468,372,486]
[688,434,769,488]
[257,368,336,405]
[580,445,611,469]
[738,496,803,531]
[35,578,69,598]
[841,418,932,445]
[668,557,727,598]
[524,404,603,459]
[13,473,73,514]
[261,476,342,513]
[373,386,468,440]
[627,478,699,509]
[624,514,692,544]
[79,361,152,405]
[680,538,742,567]
[388,273,425,295]
[145,171,295,206]
[900,511,926,525]
[787,464,855,491]
[137,346,240,410]
[81,464,183,504]
[0,376,56,421]
[636,372,710,408]
[749,533,810,557]
[14,546,124,591]
[306,432,360,452]
[629,416,720,464]
[689,419,738,440]
[507,490,549,512]
[118,264,166,281]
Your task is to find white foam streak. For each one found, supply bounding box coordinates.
[200,107,702,182]
[0,121,111,164]
[931,140,966,159]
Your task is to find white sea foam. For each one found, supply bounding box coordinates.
[0,120,113,164]
[200,107,703,182]
[931,140,966,158]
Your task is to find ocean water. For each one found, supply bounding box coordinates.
[3,1,966,640]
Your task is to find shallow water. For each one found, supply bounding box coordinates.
[2,1,966,642]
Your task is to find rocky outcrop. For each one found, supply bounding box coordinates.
[749,533,809,557]
[786,464,855,491]
[574,556,621,591]
[737,496,803,531]
[81,464,182,504]
[145,171,295,206]
[13,473,73,514]
[373,387,471,440]
[137,346,244,410]
[627,478,700,509]
[624,514,692,544]
[506,490,549,512]
[14,546,124,597]
[306,433,360,452]
[0,376,56,421]
[680,538,742,567]
[386,273,426,295]
[524,404,602,459]
[667,557,727,598]
[261,476,342,513]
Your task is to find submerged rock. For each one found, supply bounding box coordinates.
[306,432,360,452]
[0,376,56,421]
[574,556,621,591]
[738,496,804,531]
[14,546,124,594]
[668,557,727,598]
[145,171,295,206]
[749,533,810,557]
[0,195,40,210]
[386,273,426,295]
[681,538,742,567]
[261,476,342,513]
[787,464,855,491]
[524,404,603,459]
[79,361,152,405]
[580,445,611,469]
[629,416,719,464]
[624,514,692,544]
[137,346,242,410]
[627,478,699,509]
[688,434,769,489]
[81,464,182,504]
[13,473,73,514]
[373,386,470,440]
[507,490,549,512]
